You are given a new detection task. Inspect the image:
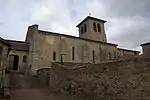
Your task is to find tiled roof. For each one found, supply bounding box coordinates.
[6,40,29,51]
[76,16,107,27]
[118,48,140,53]
[0,37,10,46]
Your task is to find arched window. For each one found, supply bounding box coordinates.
[72,47,75,61]
[93,22,97,32]
[114,51,116,59]
[23,55,27,63]
[97,23,101,32]
[84,24,87,33]
[53,51,56,61]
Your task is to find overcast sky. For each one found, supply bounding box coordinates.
[0,0,150,51]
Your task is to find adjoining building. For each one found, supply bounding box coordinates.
[140,42,150,56]
[117,48,140,59]
[6,40,29,73]
[0,16,140,74]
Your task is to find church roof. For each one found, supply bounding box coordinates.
[0,37,10,46]
[39,30,118,46]
[140,42,150,46]
[76,16,107,27]
[6,39,29,51]
[118,48,140,53]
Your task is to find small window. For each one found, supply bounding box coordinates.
[114,51,116,59]
[92,50,95,63]
[23,55,27,63]
[84,24,87,33]
[72,47,75,61]
[97,23,101,32]
[93,22,97,32]
[53,51,56,61]
[81,27,84,34]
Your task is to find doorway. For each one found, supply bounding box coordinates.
[12,55,19,70]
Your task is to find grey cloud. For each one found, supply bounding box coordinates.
[0,22,5,26]
[110,24,150,48]
[102,0,150,18]
[101,0,150,50]
[107,18,150,49]
[0,0,39,40]
[0,0,149,51]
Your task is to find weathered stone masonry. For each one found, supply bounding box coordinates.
[50,57,150,100]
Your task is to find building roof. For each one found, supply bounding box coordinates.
[6,39,29,51]
[140,42,150,46]
[118,48,140,53]
[0,37,10,46]
[39,30,118,46]
[76,16,107,27]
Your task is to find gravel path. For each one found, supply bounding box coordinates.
[9,72,75,100]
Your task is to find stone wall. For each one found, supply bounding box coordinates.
[50,57,150,100]
[37,68,51,86]
[25,25,39,75]
[37,30,117,67]
[0,41,9,95]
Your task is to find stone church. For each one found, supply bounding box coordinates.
[25,16,140,74]
[0,16,140,75]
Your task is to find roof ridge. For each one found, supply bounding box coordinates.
[39,30,118,46]
[6,39,29,44]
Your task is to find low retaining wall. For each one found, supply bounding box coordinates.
[50,57,150,100]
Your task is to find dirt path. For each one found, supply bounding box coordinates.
[9,72,75,100]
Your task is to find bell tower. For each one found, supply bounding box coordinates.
[77,16,107,42]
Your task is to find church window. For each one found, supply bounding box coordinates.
[92,50,95,63]
[93,22,97,32]
[53,51,56,61]
[72,47,75,60]
[84,24,87,32]
[81,27,84,34]
[97,23,101,32]
[23,55,27,63]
